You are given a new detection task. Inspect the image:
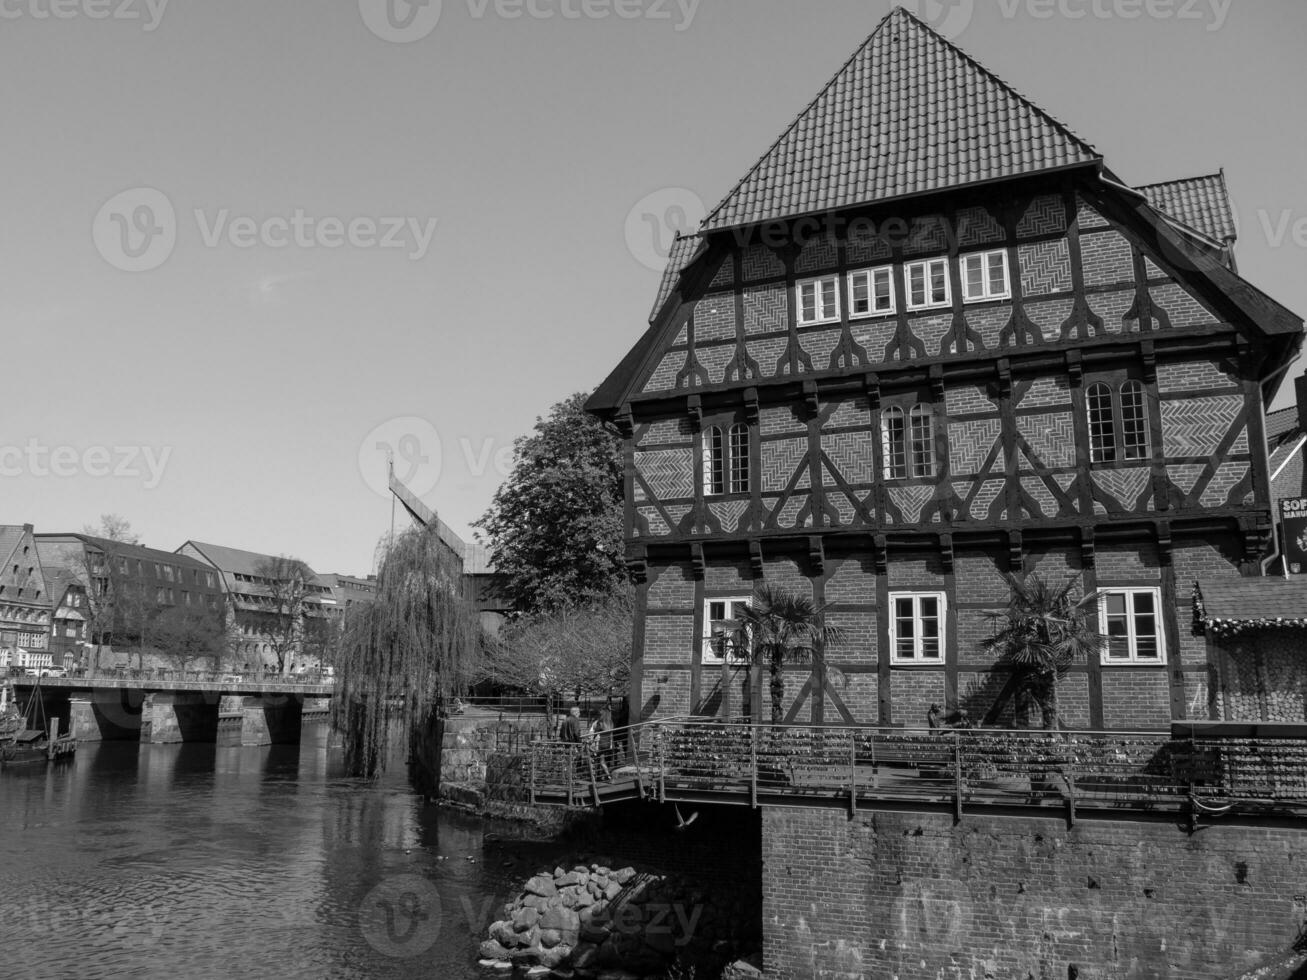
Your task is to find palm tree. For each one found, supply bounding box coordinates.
[982,574,1105,730]
[727,585,844,725]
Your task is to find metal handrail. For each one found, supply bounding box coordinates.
[525,718,1307,812]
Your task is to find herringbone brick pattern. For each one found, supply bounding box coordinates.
[636,449,695,501]
[846,231,892,266]
[1161,396,1242,457]
[795,236,838,275]
[708,499,749,534]
[743,284,788,335]
[709,256,734,289]
[888,485,934,524]
[1092,466,1151,511]
[1019,239,1072,296]
[957,205,1004,247]
[1017,194,1067,238]
[902,215,951,256]
[948,419,1002,475]
[763,438,809,493]
[743,244,785,282]
[822,430,876,486]
[1019,412,1077,469]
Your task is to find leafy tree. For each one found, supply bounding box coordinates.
[153,606,225,674]
[332,526,481,778]
[728,585,844,725]
[475,393,625,613]
[253,555,316,675]
[480,596,632,726]
[981,574,1106,730]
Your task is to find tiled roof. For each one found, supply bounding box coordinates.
[649,233,705,322]
[0,527,27,570]
[1197,577,1307,627]
[181,541,319,580]
[700,7,1101,232]
[1267,406,1299,443]
[1138,173,1236,244]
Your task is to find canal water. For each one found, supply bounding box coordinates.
[0,726,524,980]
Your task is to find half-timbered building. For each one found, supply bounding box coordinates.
[587,9,1304,732]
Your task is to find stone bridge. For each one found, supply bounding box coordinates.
[10,674,334,747]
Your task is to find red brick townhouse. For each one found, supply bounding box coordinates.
[586,9,1303,732]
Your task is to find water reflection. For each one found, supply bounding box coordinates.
[0,729,516,980]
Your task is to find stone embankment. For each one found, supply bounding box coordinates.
[480,861,756,978]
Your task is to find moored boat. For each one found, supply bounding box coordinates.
[0,676,76,767]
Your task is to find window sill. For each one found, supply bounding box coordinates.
[797,316,841,328]
[889,660,946,669]
[1100,659,1166,668]
[962,293,1011,305]
[905,303,951,313]
[849,309,897,321]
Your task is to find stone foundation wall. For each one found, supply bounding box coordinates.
[762,806,1307,980]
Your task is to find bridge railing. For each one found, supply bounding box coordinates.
[528,719,1307,815]
[13,667,335,686]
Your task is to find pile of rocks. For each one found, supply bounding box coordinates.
[480,861,751,977]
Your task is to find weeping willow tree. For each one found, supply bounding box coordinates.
[331,526,481,778]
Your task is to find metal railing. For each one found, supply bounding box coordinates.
[527,719,1307,818]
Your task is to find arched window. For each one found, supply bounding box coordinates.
[1120,381,1149,460]
[1087,380,1150,463]
[1087,382,1116,463]
[702,426,725,496]
[883,404,935,479]
[728,424,750,493]
[702,423,752,496]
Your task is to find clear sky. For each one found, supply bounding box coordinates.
[3,0,1304,575]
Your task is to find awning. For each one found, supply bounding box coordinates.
[1194,578,1307,638]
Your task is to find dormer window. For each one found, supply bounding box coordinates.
[960,249,1010,303]
[797,275,839,325]
[905,258,950,310]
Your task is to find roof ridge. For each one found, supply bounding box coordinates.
[699,6,1100,232]
[1138,170,1226,190]
[699,8,898,231]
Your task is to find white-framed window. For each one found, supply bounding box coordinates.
[905,258,951,310]
[1100,588,1164,664]
[882,404,936,479]
[889,592,945,663]
[960,249,1010,302]
[848,266,896,318]
[702,424,751,496]
[797,275,840,325]
[702,597,751,665]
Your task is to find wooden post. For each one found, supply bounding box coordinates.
[658,733,666,804]
[529,743,537,806]
[589,752,601,808]
[48,717,60,761]
[1066,765,1077,828]
[567,746,575,807]
[871,731,879,790]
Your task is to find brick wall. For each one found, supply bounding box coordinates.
[762,806,1307,980]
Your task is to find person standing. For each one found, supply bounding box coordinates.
[588,707,613,780]
[559,705,583,743]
